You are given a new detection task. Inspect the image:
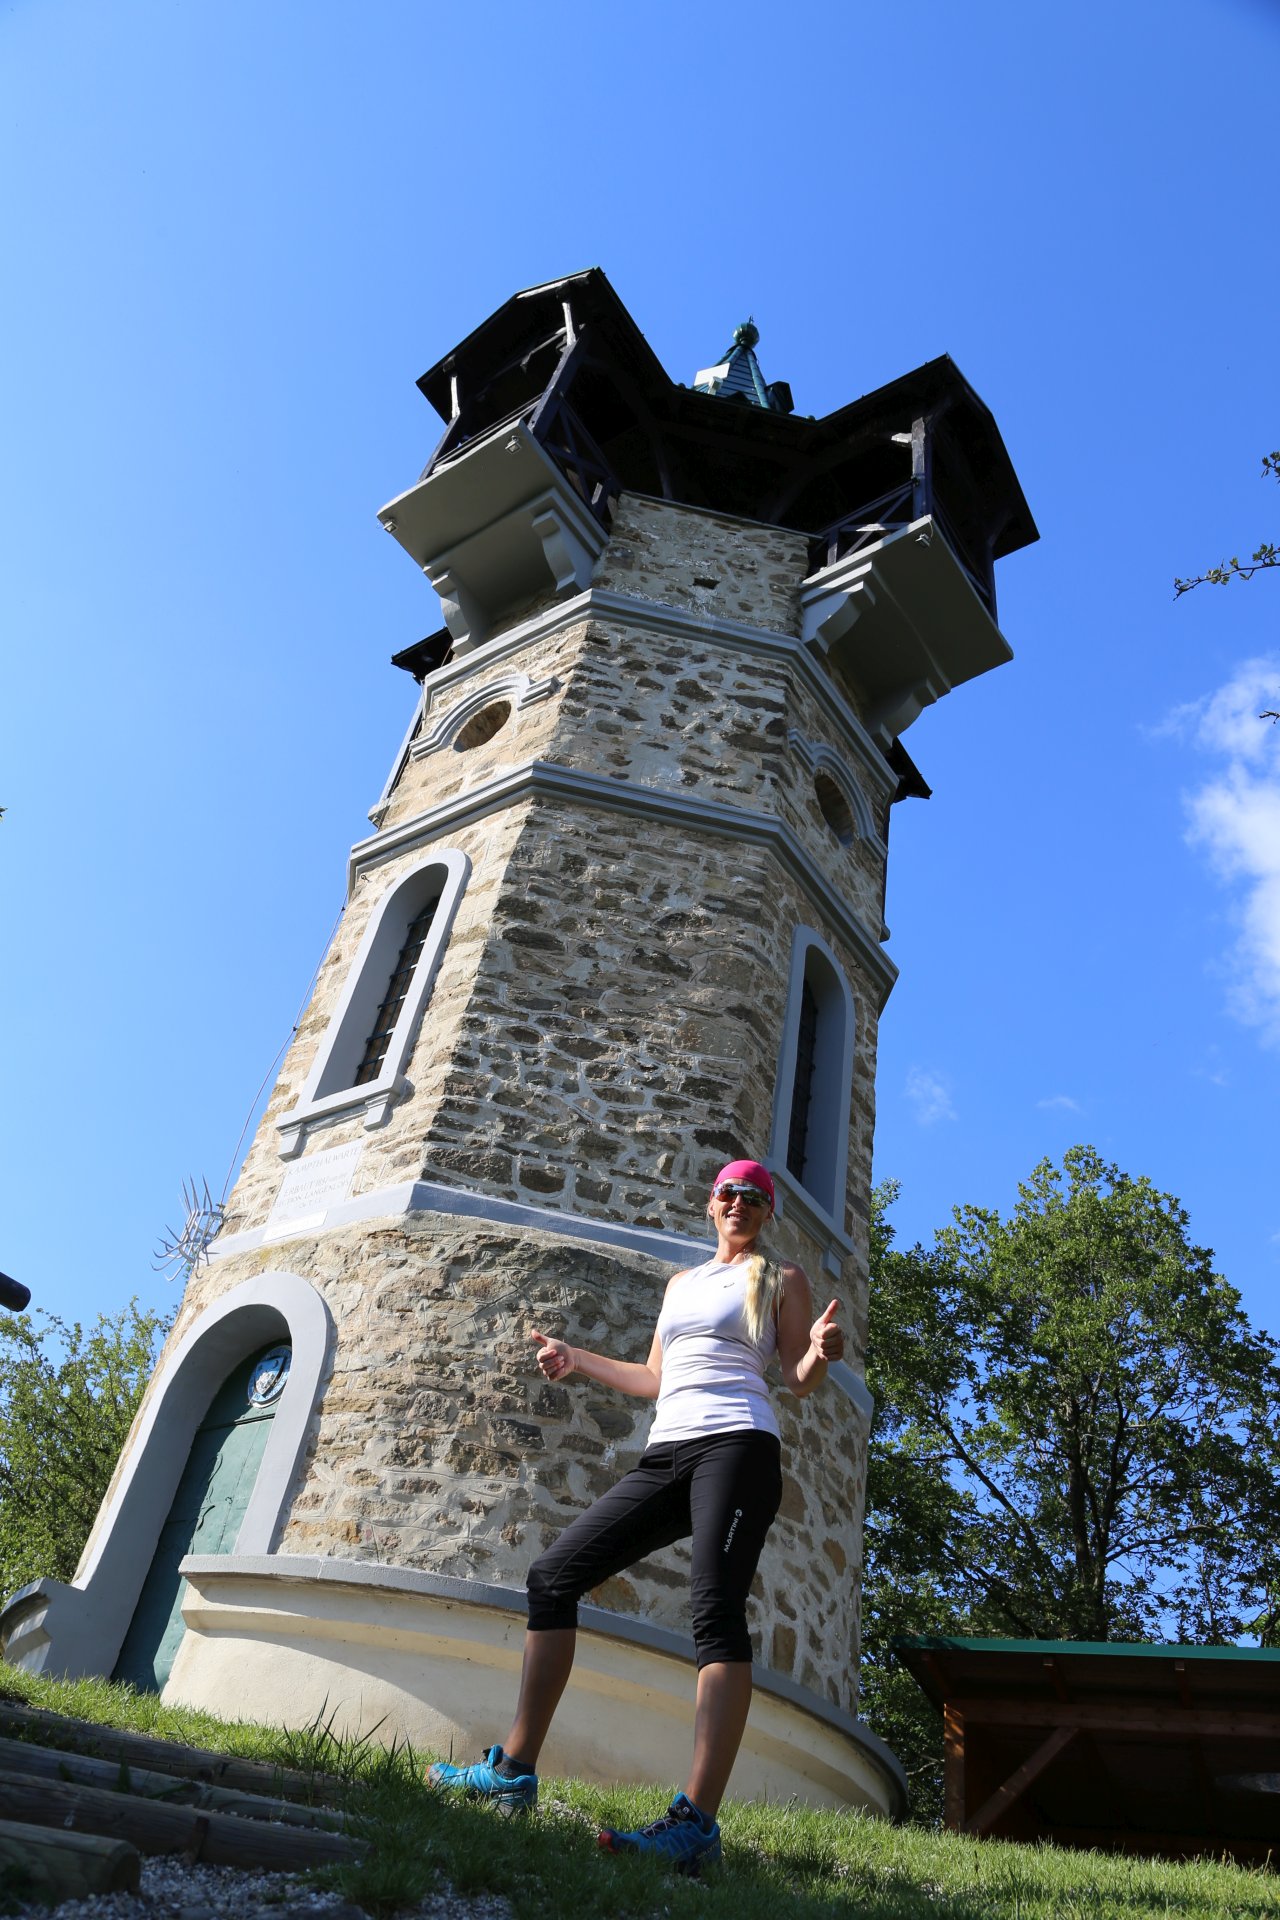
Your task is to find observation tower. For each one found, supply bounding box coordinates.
[1,271,1035,1815]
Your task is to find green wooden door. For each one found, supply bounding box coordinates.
[113,1344,291,1692]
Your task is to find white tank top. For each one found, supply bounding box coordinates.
[646,1258,780,1446]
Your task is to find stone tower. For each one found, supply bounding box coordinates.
[1,272,1035,1816]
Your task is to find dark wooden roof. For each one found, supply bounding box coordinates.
[897,1634,1280,1864]
[414,269,1037,571]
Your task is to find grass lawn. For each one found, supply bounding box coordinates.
[1,1667,1275,1920]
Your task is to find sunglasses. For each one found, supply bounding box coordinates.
[713,1182,771,1208]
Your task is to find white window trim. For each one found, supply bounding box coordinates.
[277,847,470,1159]
[767,926,858,1245]
[413,669,560,759]
[368,688,428,827]
[787,729,882,845]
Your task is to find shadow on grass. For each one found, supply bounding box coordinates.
[1,1672,1274,1920]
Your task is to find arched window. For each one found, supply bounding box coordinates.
[768,929,857,1230]
[786,729,881,848]
[787,976,821,1179]
[351,891,442,1088]
[278,848,469,1157]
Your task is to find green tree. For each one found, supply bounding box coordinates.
[0,1302,170,1602]
[860,1149,1280,1819]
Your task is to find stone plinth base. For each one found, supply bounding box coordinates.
[167,1556,906,1817]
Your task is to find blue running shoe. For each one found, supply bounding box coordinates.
[426,1744,538,1814]
[598,1792,721,1875]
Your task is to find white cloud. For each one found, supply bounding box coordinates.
[1193,659,1280,762]
[1155,657,1280,761]
[1167,656,1280,1047]
[1036,1094,1081,1112]
[905,1066,956,1126]
[1192,1046,1231,1088]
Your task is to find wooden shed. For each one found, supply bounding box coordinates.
[896,1636,1279,1865]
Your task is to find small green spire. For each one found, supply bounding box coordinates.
[692,316,790,412]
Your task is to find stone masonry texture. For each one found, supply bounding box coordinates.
[117,490,893,1715]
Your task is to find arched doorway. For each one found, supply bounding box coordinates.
[113,1343,291,1691]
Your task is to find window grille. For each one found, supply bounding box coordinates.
[787,976,819,1180]
[353,896,441,1086]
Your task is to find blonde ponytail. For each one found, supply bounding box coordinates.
[743,1252,784,1345]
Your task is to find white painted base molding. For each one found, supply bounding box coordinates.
[166,1555,906,1817]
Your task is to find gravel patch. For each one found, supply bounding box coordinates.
[7,1856,515,1920]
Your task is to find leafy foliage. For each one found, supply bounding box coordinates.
[0,1301,170,1602]
[1175,452,1280,630]
[860,1149,1280,1817]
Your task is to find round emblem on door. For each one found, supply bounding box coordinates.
[248,1346,291,1406]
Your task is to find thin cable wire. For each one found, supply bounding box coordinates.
[218,900,347,1204]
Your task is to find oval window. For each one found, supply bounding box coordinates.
[454,701,512,752]
[248,1346,292,1406]
[814,772,855,847]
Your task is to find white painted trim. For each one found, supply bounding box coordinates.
[787,729,881,846]
[801,544,885,657]
[277,848,471,1157]
[772,1165,856,1281]
[414,670,560,757]
[378,585,897,806]
[799,518,1014,744]
[378,426,608,654]
[345,762,898,1008]
[767,927,859,1231]
[212,1176,714,1268]
[1,1274,333,1680]
[172,1553,906,1815]
[205,1181,875,1422]
[369,688,427,826]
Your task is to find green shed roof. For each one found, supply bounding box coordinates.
[896,1634,1280,1664]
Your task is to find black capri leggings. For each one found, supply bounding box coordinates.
[526,1429,783,1667]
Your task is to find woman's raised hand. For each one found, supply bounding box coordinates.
[809,1300,845,1362]
[531,1328,576,1382]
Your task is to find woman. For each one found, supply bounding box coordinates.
[428,1158,844,1873]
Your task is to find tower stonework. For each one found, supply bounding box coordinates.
[1,274,1035,1816]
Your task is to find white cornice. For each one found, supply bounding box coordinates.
[351,760,898,1006]
[208,1176,876,1422]
[212,1175,709,1268]
[403,586,898,805]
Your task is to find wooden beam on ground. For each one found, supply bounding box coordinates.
[0,1770,358,1869]
[0,1701,342,1803]
[0,1820,140,1900]
[962,1725,1079,1837]
[0,1735,345,1830]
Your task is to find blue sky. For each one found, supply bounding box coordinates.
[2,0,1277,1344]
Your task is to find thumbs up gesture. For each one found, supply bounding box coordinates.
[531,1328,575,1382]
[809,1299,844,1363]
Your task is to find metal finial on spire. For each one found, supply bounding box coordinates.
[692,317,790,412]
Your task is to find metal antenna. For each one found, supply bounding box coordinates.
[153,1177,225,1285]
